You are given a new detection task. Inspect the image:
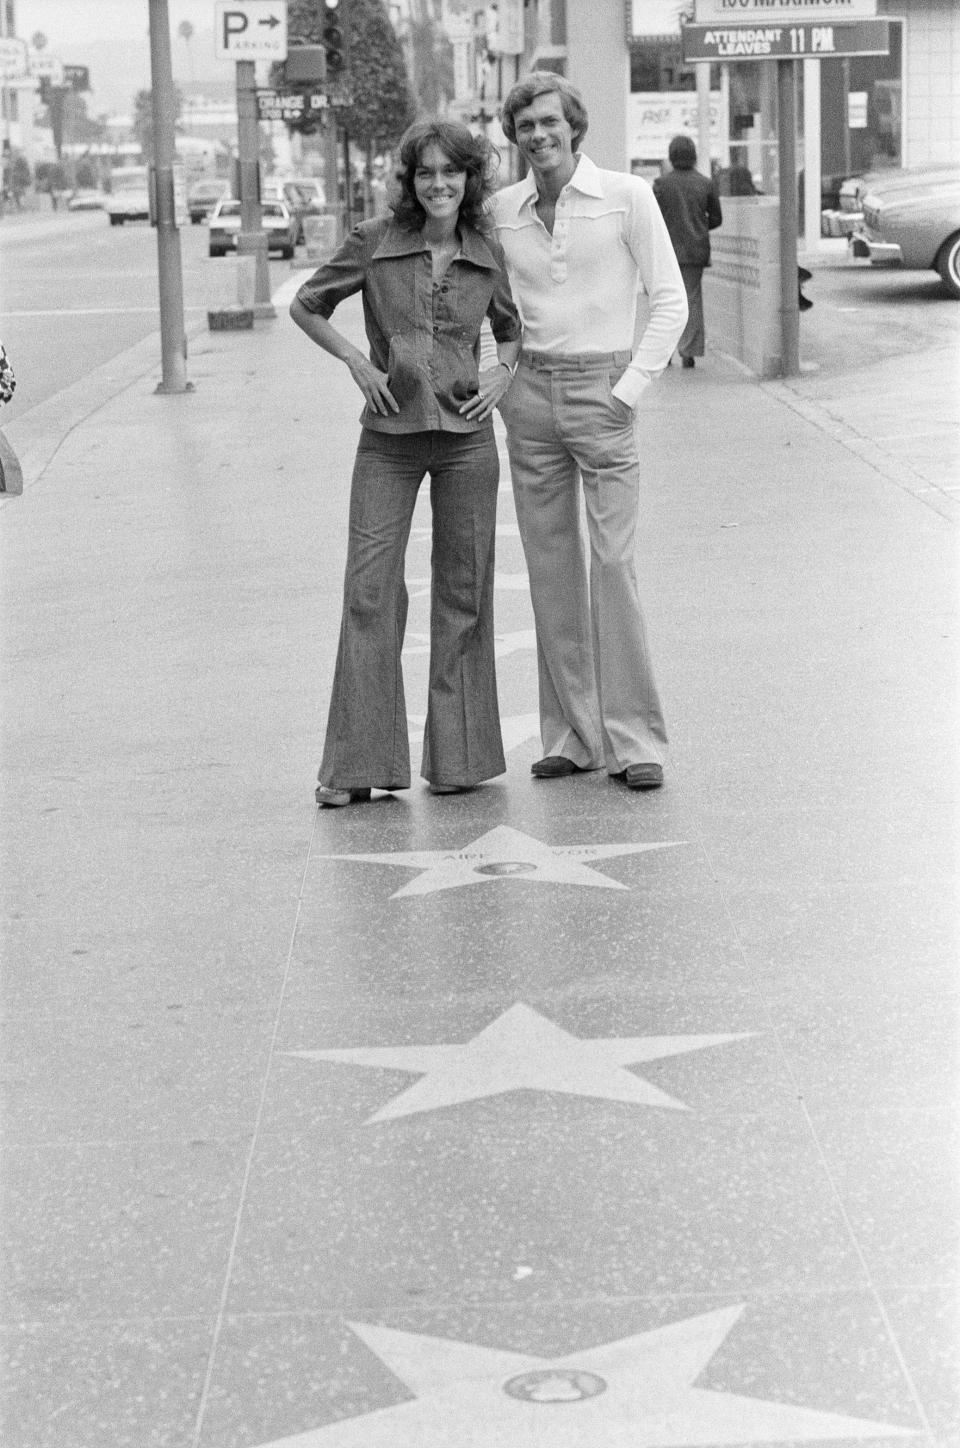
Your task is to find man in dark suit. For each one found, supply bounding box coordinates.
[653,135,723,369]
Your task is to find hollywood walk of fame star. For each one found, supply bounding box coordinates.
[317,825,683,899]
[252,1306,915,1447]
[284,1002,752,1123]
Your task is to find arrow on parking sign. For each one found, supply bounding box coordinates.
[214,1,287,58]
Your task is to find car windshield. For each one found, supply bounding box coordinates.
[113,171,148,192]
[263,203,286,218]
[216,202,241,217]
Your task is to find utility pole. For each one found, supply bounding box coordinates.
[148,0,192,393]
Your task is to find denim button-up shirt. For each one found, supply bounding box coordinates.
[295,216,522,434]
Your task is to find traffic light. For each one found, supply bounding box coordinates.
[321,0,348,79]
[285,44,326,84]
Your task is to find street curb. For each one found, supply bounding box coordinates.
[0,319,205,498]
[0,272,313,500]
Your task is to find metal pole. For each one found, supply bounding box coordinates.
[696,62,712,177]
[803,56,823,254]
[148,0,191,393]
[776,58,800,378]
[236,60,275,319]
[322,111,341,243]
[342,126,352,230]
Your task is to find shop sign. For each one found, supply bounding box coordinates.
[695,0,876,18]
[495,0,524,55]
[681,18,889,60]
[0,37,28,79]
[628,92,728,164]
[257,88,327,120]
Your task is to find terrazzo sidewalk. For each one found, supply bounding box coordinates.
[1,269,957,1448]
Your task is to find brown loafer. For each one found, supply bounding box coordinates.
[531,756,588,779]
[621,763,663,791]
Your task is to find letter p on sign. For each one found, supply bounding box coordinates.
[214,1,288,59]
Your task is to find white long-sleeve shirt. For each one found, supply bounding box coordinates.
[489,153,688,409]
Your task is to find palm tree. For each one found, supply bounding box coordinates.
[177,20,195,82]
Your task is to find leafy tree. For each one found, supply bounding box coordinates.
[63,93,109,148]
[284,0,415,147]
[35,160,68,193]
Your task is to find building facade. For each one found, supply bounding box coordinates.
[509,0,958,190]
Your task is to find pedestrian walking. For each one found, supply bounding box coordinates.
[652,135,723,368]
[290,120,522,807]
[490,73,687,792]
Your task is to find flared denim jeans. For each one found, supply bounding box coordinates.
[319,426,506,791]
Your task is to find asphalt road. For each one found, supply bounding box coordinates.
[0,207,292,423]
[797,242,959,377]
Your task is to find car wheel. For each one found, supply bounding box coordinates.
[935,231,960,299]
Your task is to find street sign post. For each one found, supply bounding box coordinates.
[214,1,287,60]
[216,4,288,317]
[235,59,275,319]
[681,16,889,378]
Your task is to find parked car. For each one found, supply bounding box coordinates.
[850,164,960,298]
[105,165,151,225]
[263,177,325,243]
[187,178,229,224]
[66,188,107,211]
[207,198,297,259]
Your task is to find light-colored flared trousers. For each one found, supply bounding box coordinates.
[500,352,668,773]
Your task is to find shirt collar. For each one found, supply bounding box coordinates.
[372,218,501,270]
[517,152,603,213]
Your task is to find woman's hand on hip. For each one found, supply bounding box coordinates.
[346,355,399,415]
[458,364,513,422]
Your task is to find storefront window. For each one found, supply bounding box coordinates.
[819,19,903,201]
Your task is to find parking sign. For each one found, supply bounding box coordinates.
[214,1,288,60]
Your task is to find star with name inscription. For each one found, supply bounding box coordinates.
[284,1003,750,1123]
[317,825,682,899]
[253,1307,915,1447]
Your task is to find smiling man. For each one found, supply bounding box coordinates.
[490,74,687,794]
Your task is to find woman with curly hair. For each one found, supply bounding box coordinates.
[291,120,522,806]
